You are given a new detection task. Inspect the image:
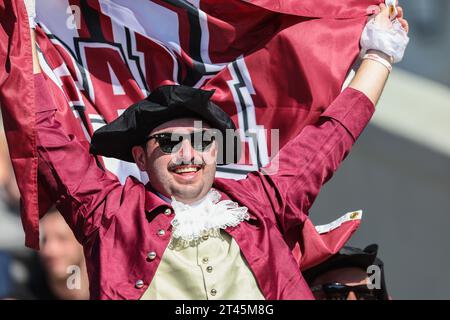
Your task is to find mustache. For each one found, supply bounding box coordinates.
[167,158,206,171]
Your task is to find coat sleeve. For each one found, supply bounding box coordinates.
[35,73,123,245]
[217,87,375,238]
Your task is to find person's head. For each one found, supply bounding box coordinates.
[310,267,374,300]
[131,117,218,204]
[0,128,20,211]
[90,85,239,204]
[39,209,85,281]
[303,244,389,300]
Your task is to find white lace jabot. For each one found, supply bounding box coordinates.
[169,189,249,250]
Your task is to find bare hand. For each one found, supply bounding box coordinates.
[372,3,409,34]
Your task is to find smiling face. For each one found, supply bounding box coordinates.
[131,118,218,204]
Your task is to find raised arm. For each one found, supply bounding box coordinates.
[27,1,123,245]
[219,4,409,236]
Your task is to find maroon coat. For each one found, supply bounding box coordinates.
[35,74,374,299]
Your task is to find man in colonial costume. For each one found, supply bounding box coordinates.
[15,1,408,299]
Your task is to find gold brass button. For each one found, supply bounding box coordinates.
[206,266,213,273]
[202,257,209,264]
[350,211,360,219]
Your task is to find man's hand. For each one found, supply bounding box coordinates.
[349,3,409,106]
[362,3,410,64]
[373,3,409,33]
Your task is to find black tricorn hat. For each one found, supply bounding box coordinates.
[89,85,240,164]
[303,244,380,281]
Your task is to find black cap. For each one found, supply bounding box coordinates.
[89,85,240,164]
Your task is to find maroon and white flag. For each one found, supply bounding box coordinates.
[0,0,380,249]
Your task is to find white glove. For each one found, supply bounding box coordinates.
[360,17,410,64]
[24,0,36,28]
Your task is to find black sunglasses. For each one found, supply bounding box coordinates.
[310,282,384,300]
[144,130,217,154]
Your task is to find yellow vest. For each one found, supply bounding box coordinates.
[141,231,264,300]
